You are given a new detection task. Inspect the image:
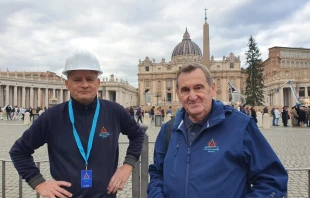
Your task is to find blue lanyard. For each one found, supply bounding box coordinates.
[68,99,100,167]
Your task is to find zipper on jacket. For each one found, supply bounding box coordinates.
[174,141,180,156]
[185,145,191,198]
[173,141,180,176]
[84,106,90,150]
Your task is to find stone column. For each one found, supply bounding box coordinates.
[38,88,41,108]
[13,86,17,106]
[22,87,26,108]
[0,86,3,106]
[30,87,34,107]
[152,80,156,104]
[116,90,120,104]
[67,91,71,101]
[279,87,284,107]
[172,80,176,102]
[163,79,166,103]
[59,89,63,103]
[53,89,56,98]
[106,90,109,100]
[45,88,49,108]
[5,85,9,105]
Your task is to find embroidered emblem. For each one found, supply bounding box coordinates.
[99,127,110,138]
[204,139,219,152]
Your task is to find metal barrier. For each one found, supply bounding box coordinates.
[1,137,309,197]
[1,159,48,198]
[1,137,149,198]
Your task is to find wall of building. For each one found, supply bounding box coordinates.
[263,47,310,107]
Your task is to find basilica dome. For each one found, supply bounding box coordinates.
[171,28,202,58]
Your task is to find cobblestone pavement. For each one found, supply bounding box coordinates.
[0,119,310,198]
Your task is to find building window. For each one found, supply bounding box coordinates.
[291,61,295,68]
[230,63,234,68]
[158,68,161,71]
[299,87,305,97]
[167,93,172,102]
[145,66,149,72]
[300,62,304,68]
[308,87,310,97]
[167,79,172,88]
[281,61,285,67]
[167,67,171,71]
[145,81,150,87]
[217,65,220,69]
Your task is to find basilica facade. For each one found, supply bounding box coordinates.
[0,71,138,108]
[137,20,246,106]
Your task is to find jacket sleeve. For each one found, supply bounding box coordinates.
[147,124,167,198]
[120,106,145,167]
[9,111,50,189]
[243,119,288,197]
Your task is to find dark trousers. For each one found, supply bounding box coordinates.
[137,116,143,123]
[272,115,275,125]
[7,112,11,120]
[283,119,288,127]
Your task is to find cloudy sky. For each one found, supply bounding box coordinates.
[0,0,309,87]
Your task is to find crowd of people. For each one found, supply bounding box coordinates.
[0,105,45,121]
[269,105,310,127]
[126,105,174,124]
[235,104,310,128]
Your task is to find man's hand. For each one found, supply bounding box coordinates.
[107,164,133,194]
[35,179,72,198]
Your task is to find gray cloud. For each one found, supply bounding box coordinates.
[0,0,309,87]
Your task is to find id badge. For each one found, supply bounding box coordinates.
[81,170,92,188]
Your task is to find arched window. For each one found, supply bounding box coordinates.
[291,61,295,68]
[145,66,149,72]
[281,60,285,67]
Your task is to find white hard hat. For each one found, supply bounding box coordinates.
[62,50,103,76]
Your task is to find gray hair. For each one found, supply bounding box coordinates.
[176,64,213,89]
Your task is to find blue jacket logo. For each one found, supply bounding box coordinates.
[204,139,219,152]
[99,127,110,138]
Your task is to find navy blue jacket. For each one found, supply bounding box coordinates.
[148,100,288,198]
[10,98,145,198]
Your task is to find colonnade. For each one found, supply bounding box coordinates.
[0,85,70,108]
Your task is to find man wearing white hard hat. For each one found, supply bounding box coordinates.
[10,51,145,197]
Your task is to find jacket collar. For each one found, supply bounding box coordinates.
[70,96,98,113]
[173,99,228,131]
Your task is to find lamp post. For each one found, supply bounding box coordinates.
[154,92,162,105]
